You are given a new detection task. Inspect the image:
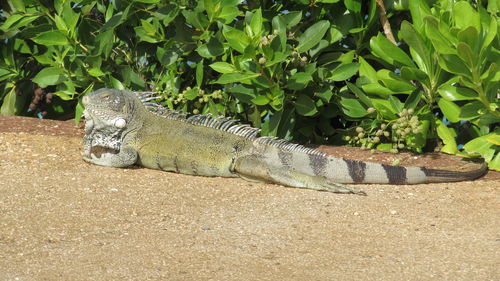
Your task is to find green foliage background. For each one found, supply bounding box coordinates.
[0,0,498,170]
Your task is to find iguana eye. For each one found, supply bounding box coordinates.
[114,118,126,128]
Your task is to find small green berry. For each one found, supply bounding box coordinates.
[367,107,376,114]
[381,123,387,130]
[355,127,364,133]
[258,57,267,65]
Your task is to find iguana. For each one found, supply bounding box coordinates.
[82,88,487,195]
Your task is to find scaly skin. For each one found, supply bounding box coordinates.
[82,89,487,195]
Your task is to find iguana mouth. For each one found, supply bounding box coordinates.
[89,145,119,158]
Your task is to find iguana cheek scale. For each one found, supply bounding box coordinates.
[82,89,487,195]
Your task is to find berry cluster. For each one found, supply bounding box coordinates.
[259,30,278,47]
[291,51,308,67]
[28,87,53,118]
[346,108,423,152]
[165,87,223,114]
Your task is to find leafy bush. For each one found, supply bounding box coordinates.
[0,0,498,170]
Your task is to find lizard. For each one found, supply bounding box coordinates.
[82,88,487,195]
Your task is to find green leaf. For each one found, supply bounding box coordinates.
[196,37,224,58]
[155,4,179,25]
[95,29,114,58]
[272,15,287,52]
[379,77,415,93]
[361,83,393,97]
[0,87,20,115]
[340,97,367,118]
[182,10,209,30]
[329,63,359,81]
[1,14,40,31]
[184,88,199,101]
[344,0,361,12]
[210,62,237,73]
[204,0,217,21]
[437,98,461,123]
[370,33,415,67]
[230,84,256,102]
[459,101,483,120]
[213,73,260,84]
[0,68,15,81]
[463,134,496,162]
[156,47,179,66]
[489,152,500,172]
[223,26,251,53]
[252,95,271,105]
[456,42,476,69]
[423,16,456,55]
[399,21,430,72]
[88,68,105,77]
[404,89,423,109]
[249,8,262,38]
[358,56,378,83]
[109,75,124,90]
[196,60,204,88]
[371,99,398,119]
[218,6,239,24]
[438,54,471,77]
[54,15,68,32]
[32,30,68,45]
[457,26,479,52]
[482,16,498,52]
[453,1,480,32]
[400,67,428,82]
[436,120,458,154]
[296,20,330,53]
[295,95,318,116]
[438,85,477,101]
[33,67,67,87]
[53,90,76,101]
[287,72,313,90]
[347,82,372,107]
[282,11,302,28]
[408,0,431,31]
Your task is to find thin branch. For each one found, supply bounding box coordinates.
[376,0,397,45]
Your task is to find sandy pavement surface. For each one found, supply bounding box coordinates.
[0,116,498,281]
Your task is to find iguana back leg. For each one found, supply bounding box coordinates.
[232,155,365,194]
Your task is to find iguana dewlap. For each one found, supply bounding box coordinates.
[82,89,486,194]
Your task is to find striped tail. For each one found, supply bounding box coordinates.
[232,137,487,193]
[333,158,487,184]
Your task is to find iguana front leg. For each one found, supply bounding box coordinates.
[83,144,137,168]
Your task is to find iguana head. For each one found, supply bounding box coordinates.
[82,88,144,159]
